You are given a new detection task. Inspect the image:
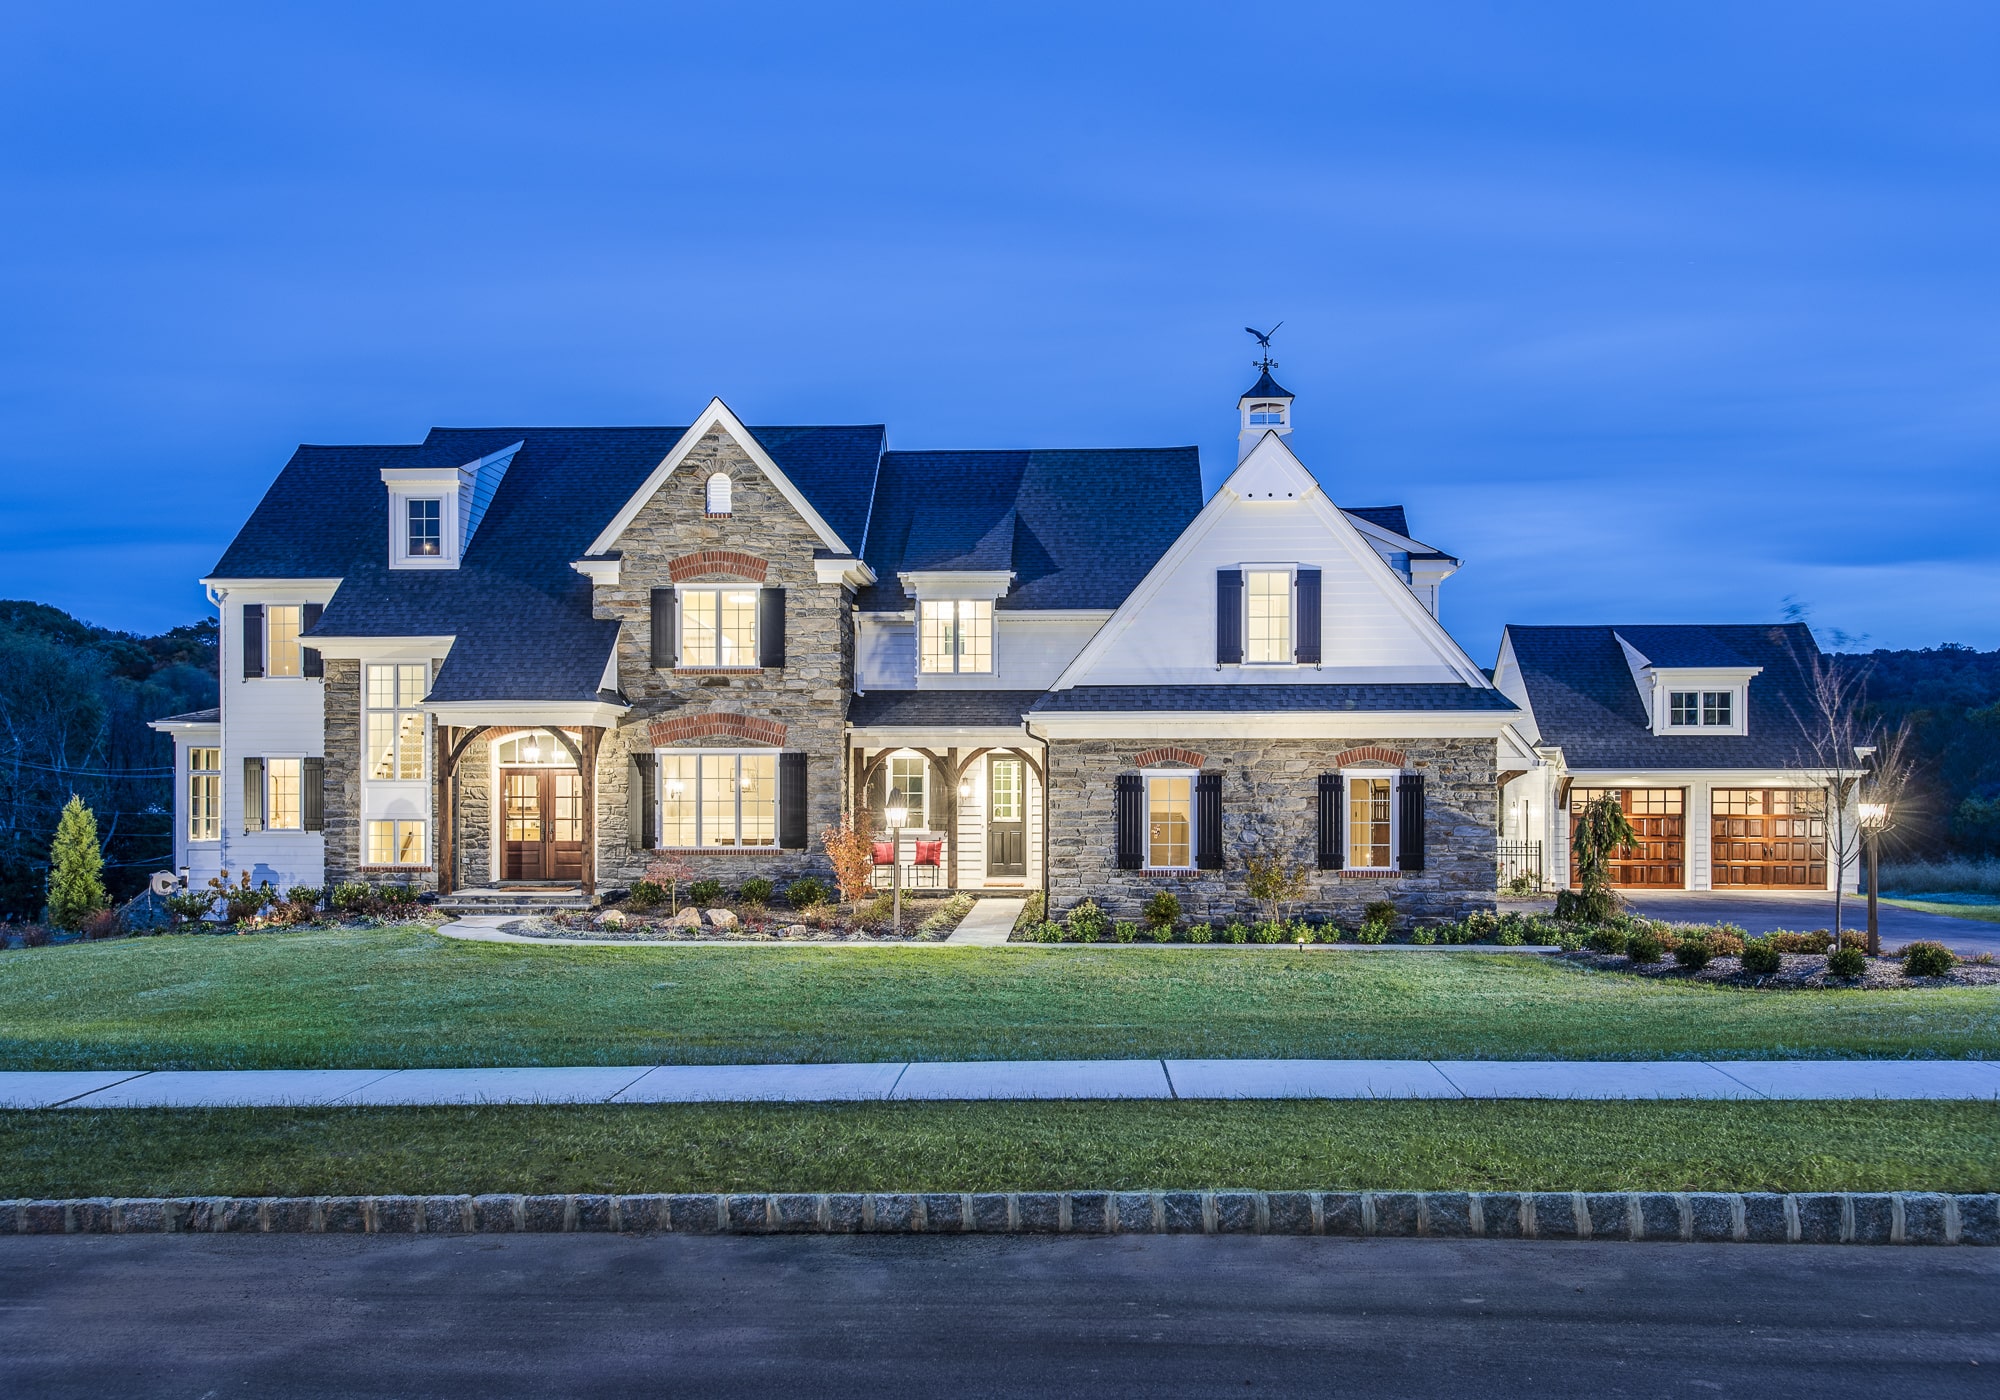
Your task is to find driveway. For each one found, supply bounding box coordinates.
[1508,891,2000,957]
[1,1234,1994,1399]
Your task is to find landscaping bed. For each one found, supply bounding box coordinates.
[505,891,978,943]
[1566,948,2000,991]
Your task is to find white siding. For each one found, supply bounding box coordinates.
[217,588,328,892]
[950,750,1042,889]
[856,613,1106,691]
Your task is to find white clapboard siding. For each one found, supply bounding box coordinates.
[856,613,1107,690]
[218,589,329,892]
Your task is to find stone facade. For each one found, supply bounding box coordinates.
[1044,736,1498,923]
[588,429,852,889]
[321,658,363,883]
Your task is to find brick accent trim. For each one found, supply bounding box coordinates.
[648,713,788,748]
[1331,746,1408,769]
[1134,747,1206,769]
[668,550,768,582]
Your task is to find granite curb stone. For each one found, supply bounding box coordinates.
[4,1191,1994,1244]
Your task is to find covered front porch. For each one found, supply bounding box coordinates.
[848,730,1046,892]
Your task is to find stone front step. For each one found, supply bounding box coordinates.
[435,888,595,914]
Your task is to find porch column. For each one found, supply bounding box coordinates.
[947,746,961,890]
[580,726,602,898]
[435,725,455,897]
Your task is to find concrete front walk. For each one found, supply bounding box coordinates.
[4,1058,1996,1108]
[942,897,1025,945]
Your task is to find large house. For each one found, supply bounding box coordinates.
[152,374,1535,920]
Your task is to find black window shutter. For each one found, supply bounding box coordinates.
[1215,570,1243,665]
[1115,773,1143,870]
[1295,569,1322,665]
[650,589,675,668]
[300,603,324,678]
[1398,773,1427,872]
[1196,770,1224,869]
[243,757,264,832]
[1317,772,1344,869]
[242,604,264,678]
[779,751,808,849]
[759,587,787,669]
[301,757,324,832]
[628,752,655,852]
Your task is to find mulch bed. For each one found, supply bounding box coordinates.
[1562,949,2000,991]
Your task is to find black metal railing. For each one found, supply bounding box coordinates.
[1497,840,1544,892]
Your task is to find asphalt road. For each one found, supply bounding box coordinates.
[2,1235,1994,1398]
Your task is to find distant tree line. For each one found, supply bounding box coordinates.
[1838,644,2000,858]
[0,601,217,918]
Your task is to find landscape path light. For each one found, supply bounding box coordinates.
[885,801,908,934]
[1855,744,1886,956]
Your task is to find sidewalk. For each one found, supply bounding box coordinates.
[3,1057,1995,1109]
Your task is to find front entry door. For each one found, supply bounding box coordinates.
[501,768,584,882]
[986,756,1027,878]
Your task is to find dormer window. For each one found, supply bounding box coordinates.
[1666,689,1740,730]
[1248,402,1287,426]
[406,499,442,557]
[919,599,993,674]
[706,473,732,516]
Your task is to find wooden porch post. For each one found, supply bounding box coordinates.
[435,725,455,897]
[580,726,602,899]
[946,746,960,890]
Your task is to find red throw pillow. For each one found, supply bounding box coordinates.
[915,839,943,866]
[872,840,895,865]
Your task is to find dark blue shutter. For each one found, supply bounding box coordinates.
[1317,773,1344,870]
[650,589,675,668]
[1215,570,1243,665]
[1115,774,1143,870]
[301,603,324,678]
[759,587,787,669]
[242,757,264,832]
[301,757,324,832]
[242,604,264,678]
[779,751,808,849]
[1398,773,1426,871]
[1295,570,1321,665]
[1196,770,1224,870]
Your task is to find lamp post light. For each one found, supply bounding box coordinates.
[885,802,908,934]
[1855,743,1884,957]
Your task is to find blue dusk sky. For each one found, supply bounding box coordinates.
[2,3,1996,657]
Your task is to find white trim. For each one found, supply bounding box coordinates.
[423,699,628,728]
[1027,711,1519,741]
[898,570,1014,601]
[571,556,622,586]
[815,557,877,588]
[1338,767,1402,872]
[200,577,343,592]
[1139,766,1198,871]
[305,635,456,662]
[848,723,1045,747]
[585,398,850,556]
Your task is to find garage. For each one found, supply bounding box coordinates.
[1711,788,1827,888]
[1569,787,1684,888]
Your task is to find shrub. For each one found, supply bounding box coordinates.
[330,882,373,913]
[625,880,666,912]
[1625,929,1663,964]
[1317,922,1343,943]
[81,908,121,940]
[786,877,832,910]
[1409,926,1436,945]
[1144,891,1181,930]
[1245,854,1314,923]
[1362,898,1397,928]
[1584,925,1628,955]
[687,878,724,909]
[859,892,895,926]
[378,884,419,908]
[1355,920,1389,945]
[1495,923,1525,947]
[163,889,217,923]
[1673,937,1713,970]
[1065,899,1111,942]
[21,924,53,948]
[1902,941,1955,978]
[45,796,109,930]
[1023,920,1064,943]
[1554,887,1617,924]
[1185,922,1214,944]
[737,877,775,906]
[1114,921,1139,943]
[1222,921,1249,944]
[1149,922,1173,942]
[920,892,975,934]
[1740,938,1782,975]
[1827,946,1867,979]
[1012,890,1046,931]
[819,818,876,903]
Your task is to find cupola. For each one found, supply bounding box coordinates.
[1237,366,1293,461]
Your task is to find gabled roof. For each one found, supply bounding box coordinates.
[1342,505,1410,537]
[856,447,1204,611]
[848,690,1046,728]
[1504,623,1820,770]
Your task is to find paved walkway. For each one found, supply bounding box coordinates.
[3,1057,1994,1109]
[942,897,1025,945]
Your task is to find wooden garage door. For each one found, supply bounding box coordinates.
[1711,788,1826,888]
[1570,788,1684,889]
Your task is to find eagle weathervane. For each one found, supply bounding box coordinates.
[1244,321,1283,372]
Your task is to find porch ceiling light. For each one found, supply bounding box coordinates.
[524,735,542,764]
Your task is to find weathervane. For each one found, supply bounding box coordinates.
[1244,321,1283,373]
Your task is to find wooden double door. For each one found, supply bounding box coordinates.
[1570,787,1685,888]
[501,767,584,882]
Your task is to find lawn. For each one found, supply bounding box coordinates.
[2,1100,1992,1197]
[1,928,1997,1068]
[1882,897,2000,925]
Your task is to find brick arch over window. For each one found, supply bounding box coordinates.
[1331,745,1409,769]
[648,713,788,748]
[1134,747,1206,769]
[667,550,769,583]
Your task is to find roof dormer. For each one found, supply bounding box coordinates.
[1614,629,1763,738]
[1238,367,1293,462]
[381,440,520,570]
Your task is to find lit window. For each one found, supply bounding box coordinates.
[918,599,993,674]
[367,820,427,865]
[366,664,428,780]
[188,747,221,842]
[267,758,302,831]
[1248,401,1286,426]
[679,588,759,667]
[494,730,578,765]
[658,752,779,848]
[1703,691,1733,727]
[265,605,303,677]
[1348,776,1393,869]
[1146,774,1193,869]
[1668,690,1735,727]
[1669,692,1698,726]
[705,473,732,515]
[1245,571,1291,663]
[407,499,442,556]
[889,753,928,826]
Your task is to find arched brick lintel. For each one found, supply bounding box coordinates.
[648,713,788,748]
[668,549,769,583]
[1134,747,1206,769]
[1331,745,1409,769]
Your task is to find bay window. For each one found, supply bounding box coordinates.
[659,751,778,847]
[918,599,993,674]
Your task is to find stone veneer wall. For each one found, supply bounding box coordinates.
[320,658,362,883]
[589,429,852,889]
[1044,736,1498,923]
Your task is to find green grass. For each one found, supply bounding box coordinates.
[1882,897,2000,925]
[2,1100,1993,1197]
[1,928,1997,1068]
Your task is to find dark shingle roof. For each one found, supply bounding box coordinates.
[1032,685,1517,713]
[151,708,220,725]
[1342,505,1411,538]
[1505,623,1821,769]
[1240,369,1293,401]
[847,690,1045,728]
[856,447,1203,611]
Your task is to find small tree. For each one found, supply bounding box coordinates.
[820,812,876,904]
[1558,793,1641,924]
[1244,853,1312,924]
[644,855,695,914]
[46,794,108,930]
